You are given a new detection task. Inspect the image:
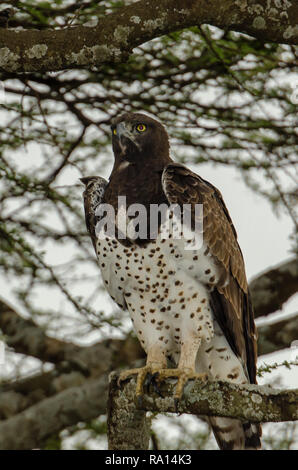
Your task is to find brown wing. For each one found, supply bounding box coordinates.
[80,176,108,251]
[162,163,258,384]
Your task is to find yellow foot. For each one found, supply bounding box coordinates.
[154,368,208,401]
[118,367,207,406]
[117,365,163,398]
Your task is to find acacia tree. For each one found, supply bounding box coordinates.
[0,0,297,450]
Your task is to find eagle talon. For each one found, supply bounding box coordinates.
[140,371,164,397]
[144,371,153,393]
[117,365,165,398]
[150,369,208,403]
[117,367,146,390]
[149,372,164,398]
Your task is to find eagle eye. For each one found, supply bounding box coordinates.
[112,128,117,136]
[136,123,147,133]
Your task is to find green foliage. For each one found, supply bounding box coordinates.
[257,360,298,378]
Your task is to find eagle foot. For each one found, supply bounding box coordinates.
[117,367,207,407]
[144,371,164,397]
[153,369,208,410]
[117,365,164,398]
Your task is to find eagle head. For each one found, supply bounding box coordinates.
[111,112,170,166]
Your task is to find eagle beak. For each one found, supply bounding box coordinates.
[116,122,140,154]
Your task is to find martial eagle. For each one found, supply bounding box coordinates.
[81,112,261,450]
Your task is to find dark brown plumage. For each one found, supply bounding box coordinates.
[105,114,170,219]
[81,112,261,450]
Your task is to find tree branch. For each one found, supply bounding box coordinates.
[113,374,298,422]
[0,297,145,420]
[249,257,298,318]
[108,373,150,450]
[257,314,298,355]
[0,299,83,364]
[107,373,298,449]
[0,0,297,73]
[0,374,109,450]
[0,370,296,450]
[0,298,144,372]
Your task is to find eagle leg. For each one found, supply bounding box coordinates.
[155,336,208,409]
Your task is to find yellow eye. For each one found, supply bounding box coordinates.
[113,128,117,135]
[136,123,147,133]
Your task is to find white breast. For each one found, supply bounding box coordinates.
[95,206,221,359]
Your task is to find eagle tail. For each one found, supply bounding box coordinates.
[208,417,261,450]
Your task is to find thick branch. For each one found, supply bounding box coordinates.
[0,299,83,364]
[0,0,297,73]
[0,298,144,371]
[108,372,150,450]
[0,371,296,450]
[249,257,298,318]
[257,315,298,355]
[0,370,86,420]
[0,374,109,450]
[0,298,145,419]
[114,374,298,422]
[108,373,298,450]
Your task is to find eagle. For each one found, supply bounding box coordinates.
[81,112,261,450]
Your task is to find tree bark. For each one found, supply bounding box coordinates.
[0,371,296,450]
[0,298,144,373]
[107,372,150,450]
[250,257,298,318]
[257,315,298,355]
[0,0,297,73]
[107,373,297,450]
[0,374,109,450]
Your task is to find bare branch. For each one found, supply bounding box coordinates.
[258,315,298,355]
[0,298,82,364]
[0,374,109,450]
[0,297,144,370]
[0,0,297,73]
[0,370,86,419]
[249,257,298,318]
[113,373,298,422]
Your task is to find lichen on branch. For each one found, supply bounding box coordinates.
[0,0,297,73]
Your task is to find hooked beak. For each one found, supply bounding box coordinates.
[116,122,140,155]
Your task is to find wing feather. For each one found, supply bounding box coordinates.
[162,163,258,384]
[80,176,108,250]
